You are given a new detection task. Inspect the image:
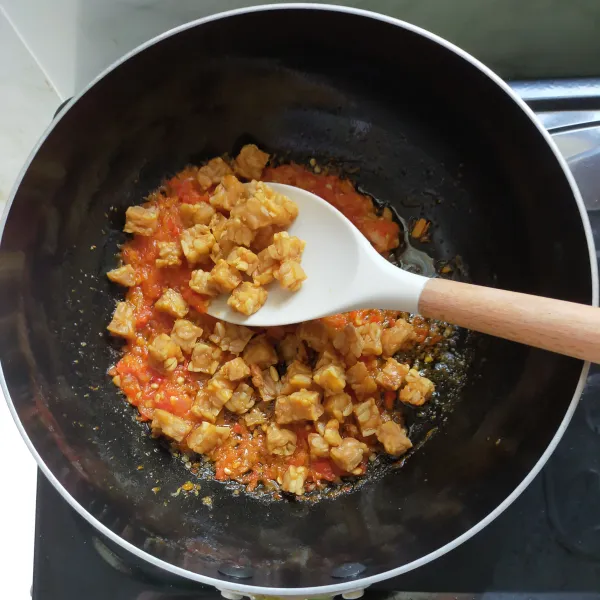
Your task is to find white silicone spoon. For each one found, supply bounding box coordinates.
[208,183,600,363]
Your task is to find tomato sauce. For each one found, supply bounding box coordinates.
[263,164,400,253]
[109,162,419,495]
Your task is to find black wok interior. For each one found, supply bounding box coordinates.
[0,7,593,589]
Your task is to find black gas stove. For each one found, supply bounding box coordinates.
[32,80,600,600]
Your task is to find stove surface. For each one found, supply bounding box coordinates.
[32,81,600,600]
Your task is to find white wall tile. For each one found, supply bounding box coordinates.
[0,8,60,206]
[3,0,600,100]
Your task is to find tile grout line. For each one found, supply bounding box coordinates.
[0,4,66,101]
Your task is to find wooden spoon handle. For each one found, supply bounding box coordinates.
[419,278,600,363]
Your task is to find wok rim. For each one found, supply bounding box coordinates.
[0,3,597,595]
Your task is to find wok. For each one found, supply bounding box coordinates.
[0,4,597,596]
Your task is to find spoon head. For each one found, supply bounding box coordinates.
[206,183,369,326]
